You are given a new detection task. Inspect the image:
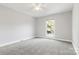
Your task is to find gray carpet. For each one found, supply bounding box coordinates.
[0,38,76,55]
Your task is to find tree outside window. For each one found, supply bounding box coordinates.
[46,20,55,38]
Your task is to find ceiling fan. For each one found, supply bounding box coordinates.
[32,3,46,11]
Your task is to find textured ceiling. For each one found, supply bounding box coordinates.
[0,3,73,17]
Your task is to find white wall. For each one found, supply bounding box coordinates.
[35,11,72,41]
[72,4,79,54]
[0,5,35,45]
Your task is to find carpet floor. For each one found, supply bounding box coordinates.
[0,38,76,55]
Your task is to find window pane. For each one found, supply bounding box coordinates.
[46,20,55,37]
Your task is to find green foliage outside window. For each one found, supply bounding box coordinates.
[47,20,55,34]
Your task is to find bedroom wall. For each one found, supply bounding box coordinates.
[72,4,79,54]
[35,11,72,42]
[0,5,35,45]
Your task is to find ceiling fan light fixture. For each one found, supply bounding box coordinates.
[34,6,42,11]
[32,3,43,11]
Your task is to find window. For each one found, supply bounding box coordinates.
[46,20,55,38]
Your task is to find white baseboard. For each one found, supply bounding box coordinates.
[0,36,34,47]
[53,38,72,42]
[36,36,72,42]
